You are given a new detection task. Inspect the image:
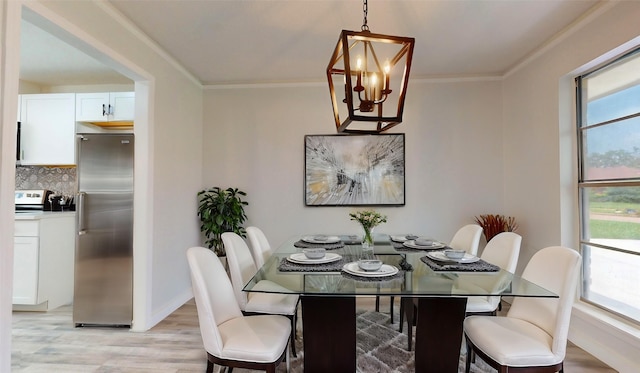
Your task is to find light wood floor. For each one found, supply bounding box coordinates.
[12,298,617,372]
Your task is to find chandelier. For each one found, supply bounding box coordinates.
[327,0,415,134]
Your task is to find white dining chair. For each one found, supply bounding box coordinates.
[222,232,300,357]
[465,231,522,315]
[186,246,290,373]
[463,246,581,373]
[449,224,483,256]
[246,226,272,268]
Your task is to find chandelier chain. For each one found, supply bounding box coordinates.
[361,0,369,31]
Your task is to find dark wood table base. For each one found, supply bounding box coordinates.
[415,297,468,372]
[301,296,356,373]
[302,296,467,372]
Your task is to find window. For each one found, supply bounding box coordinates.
[576,48,640,323]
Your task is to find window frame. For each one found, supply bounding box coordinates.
[575,47,640,324]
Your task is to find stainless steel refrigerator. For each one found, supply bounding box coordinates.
[73,133,134,327]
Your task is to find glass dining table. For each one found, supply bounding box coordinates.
[243,235,557,373]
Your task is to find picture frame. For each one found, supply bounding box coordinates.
[304,134,405,206]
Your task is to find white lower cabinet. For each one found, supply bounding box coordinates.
[12,236,39,304]
[13,215,75,311]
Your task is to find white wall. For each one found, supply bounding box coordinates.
[202,78,504,250]
[502,2,640,371]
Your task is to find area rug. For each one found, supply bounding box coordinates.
[259,309,493,373]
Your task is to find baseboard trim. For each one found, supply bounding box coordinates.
[569,302,640,372]
[147,289,194,331]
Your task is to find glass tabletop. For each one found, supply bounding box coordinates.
[243,235,557,298]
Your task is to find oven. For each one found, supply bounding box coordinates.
[15,189,52,212]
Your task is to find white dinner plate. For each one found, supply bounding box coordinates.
[301,235,341,244]
[342,262,399,277]
[390,235,410,242]
[426,251,480,264]
[287,252,342,264]
[402,240,445,250]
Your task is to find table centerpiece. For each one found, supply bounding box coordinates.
[349,209,387,249]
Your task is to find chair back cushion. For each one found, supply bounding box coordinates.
[247,226,272,268]
[186,246,242,356]
[222,232,258,310]
[507,246,581,357]
[480,232,521,273]
[449,224,483,255]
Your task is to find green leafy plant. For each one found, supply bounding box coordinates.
[197,187,248,256]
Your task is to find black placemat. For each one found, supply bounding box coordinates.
[420,256,500,272]
[278,255,353,272]
[390,240,450,253]
[278,256,405,282]
[340,269,405,282]
[293,240,345,250]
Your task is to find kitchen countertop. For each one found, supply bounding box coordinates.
[15,211,76,220]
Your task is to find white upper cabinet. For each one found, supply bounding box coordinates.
[76,92,135,123]
[19,93,76,165]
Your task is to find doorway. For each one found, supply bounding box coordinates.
[2,4,153,370]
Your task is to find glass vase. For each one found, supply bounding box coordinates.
[362,226,374,250]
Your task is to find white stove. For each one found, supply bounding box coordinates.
[15,189,52,211]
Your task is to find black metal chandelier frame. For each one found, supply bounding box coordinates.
[326,0,415,134]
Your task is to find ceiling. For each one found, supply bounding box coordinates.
[20,0,602,87]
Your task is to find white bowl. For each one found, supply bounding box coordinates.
[313,235,328,241]
[415,238,434,246]
[303,248,326,259]
[444,249,466,259]
[358,259,383,272]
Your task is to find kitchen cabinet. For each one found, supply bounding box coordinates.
[19,93,76,165]
[13,235,39,305]
[75,92,134,124]
[13,213,76,311]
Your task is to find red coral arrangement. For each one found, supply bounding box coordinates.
[474,214,518,242]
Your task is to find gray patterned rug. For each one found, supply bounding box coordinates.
[261,309,494,373]
[353,310,492,372]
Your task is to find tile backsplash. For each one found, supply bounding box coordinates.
[16,166,77,198]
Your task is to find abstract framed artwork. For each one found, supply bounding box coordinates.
[304,134,405,206]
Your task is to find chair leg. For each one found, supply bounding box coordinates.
[289,314,297,357]
[375,296,380,312]
[286,340,290,373]
[206,360,214,373]
[401,297,415,351]
[398,299,404,332]
[465,340,472,373]
[390,296,395,323]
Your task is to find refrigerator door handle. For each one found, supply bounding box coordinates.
[77,192,86,235]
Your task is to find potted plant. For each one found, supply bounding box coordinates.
[474,214,518,242]
[197,187,248,256]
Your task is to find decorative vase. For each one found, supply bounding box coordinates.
[362,226,374,250]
